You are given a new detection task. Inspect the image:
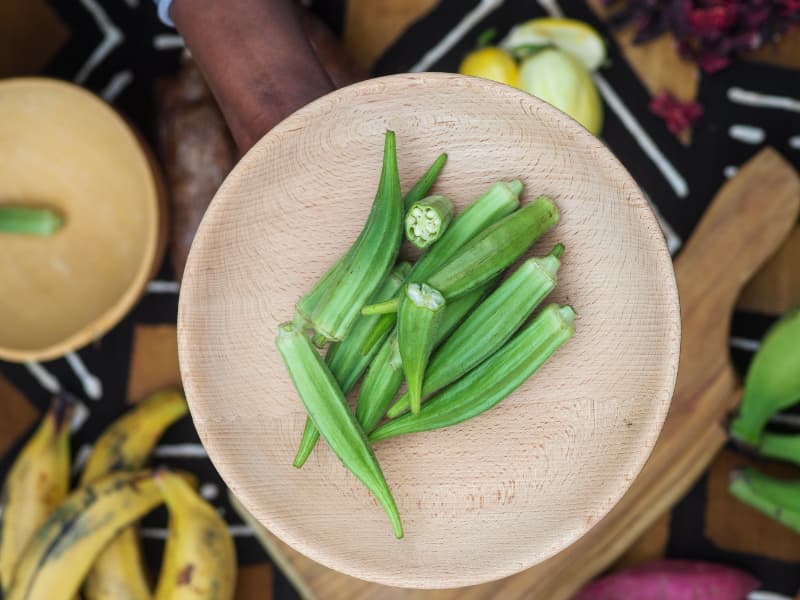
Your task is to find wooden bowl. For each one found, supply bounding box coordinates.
[0,78,165,363]
[178,73,680,588]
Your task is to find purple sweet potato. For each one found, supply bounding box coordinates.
[575,560,759,600]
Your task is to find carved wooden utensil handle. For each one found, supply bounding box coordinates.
[170,0,336,153]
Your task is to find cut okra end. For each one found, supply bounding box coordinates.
[406,283,446,311]
[405,195,454,249]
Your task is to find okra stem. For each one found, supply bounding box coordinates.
[361,298,399,315]
[403,154,448,210]
[293,263,410,469]
[370,305,575,442]
[0,206,64,236]
[405,195,455,249]
[277,323,403,538]
[387,246,563,419]
[398,284,446,414]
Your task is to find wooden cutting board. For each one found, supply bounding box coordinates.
[231,147,800,599]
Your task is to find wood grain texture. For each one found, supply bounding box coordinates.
[178,73,679,588]
[221,146,800,599]
[738,226,800,315]
[0,79,163,363]
[614,510,671,570]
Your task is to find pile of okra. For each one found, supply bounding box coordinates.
[277,131,576,538]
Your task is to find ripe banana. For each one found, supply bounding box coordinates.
[80,388,188,600]
[5,470,162,600]
[81,388,188,481]
[154,470,236,600]
[0,393,74,593]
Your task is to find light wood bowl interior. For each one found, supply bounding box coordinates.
[0,78,163,362]
[178,73,680,588]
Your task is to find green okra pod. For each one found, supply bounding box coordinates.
[370,304,575,443]
[356,284,490,434]
[427,197,560,300]
[295,131,403,343]
[730,308,800,446]
[397,284,446,415]
[361,180,523,316]
[405,195,455,249]
[408,180,524,284]
[276,323,403,538]
[293,263,411,469]
[403,153,448,210]
[327,263,411,390]
[356,335,405,435]
[387,245,563,419]
[433,283,493,345]
[729,467,800,534]
[0,206,63,236]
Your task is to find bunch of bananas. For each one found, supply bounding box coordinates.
[0,389,236,600]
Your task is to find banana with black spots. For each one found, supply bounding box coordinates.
[154,470,236,600]
[5,470,162,600]
[80,388,188,600]
[0,393,74,593]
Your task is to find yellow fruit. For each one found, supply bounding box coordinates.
[501,17,606,71]
[5,471,163,600]
[0,395,73,593]
[459,47,520,87]
[154,471,236,600]
[519,48,603,135]
[80,388,189,600]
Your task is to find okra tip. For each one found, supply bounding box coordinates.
[549,243,565,259]
[507,179,524,196]
[278,322,296,336]
[558,305,576,325]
